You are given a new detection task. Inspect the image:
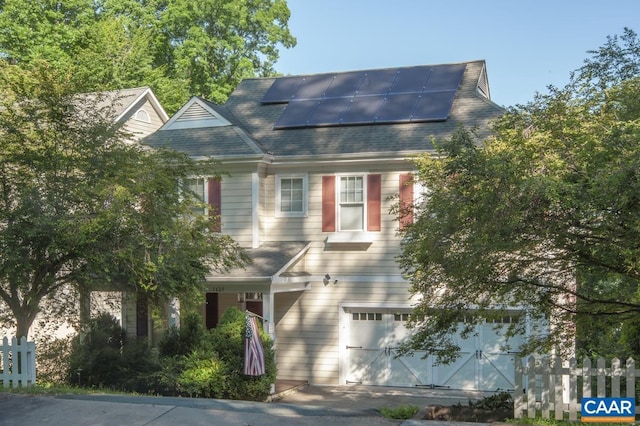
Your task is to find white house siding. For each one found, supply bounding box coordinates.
[274,279,413,385]
[256,167,416,384]
[221,174,254,247]
[122,99,166,140]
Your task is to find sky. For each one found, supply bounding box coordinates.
[274,0,640,107]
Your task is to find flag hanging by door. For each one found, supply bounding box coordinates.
[243,311,266,376]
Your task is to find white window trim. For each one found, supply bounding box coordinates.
[185,176,209,216]
[336,173,367,232]
[134,108,151,123]
[275,173,308,218]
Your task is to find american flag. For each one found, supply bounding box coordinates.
[243,311,266,376]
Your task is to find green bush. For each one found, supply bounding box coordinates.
[158,312,208,357]
[67,313,157,390]
[208,307,277,401]
[379,405,420,419]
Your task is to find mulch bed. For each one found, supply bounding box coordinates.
[423,404,513,423]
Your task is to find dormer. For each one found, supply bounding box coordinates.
[161,97,232,130]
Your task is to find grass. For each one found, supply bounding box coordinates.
[1,383,138,396]
[378,404,420,419]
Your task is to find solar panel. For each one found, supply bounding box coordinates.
[424,64,466,91]
[356,69,398,96]
[266,63,467,128]
[389,67,431,94]
[374,93,421,123]
[340,95,386,125]
[410,90,457,122]
[292,74,335,100]
[305,97,352,127]
[261,76,304,104]
[274,99,319,128]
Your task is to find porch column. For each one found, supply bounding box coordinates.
[262,290,275,343]
[168,297,180,329]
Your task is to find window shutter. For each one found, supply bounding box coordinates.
[322,176,336,232]
[367,174,381,231]
[399,174,414,230]
[208,177,222,232]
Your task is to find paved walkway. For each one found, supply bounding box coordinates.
[0,385,498,426]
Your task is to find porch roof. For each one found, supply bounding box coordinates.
[206,241,311,281]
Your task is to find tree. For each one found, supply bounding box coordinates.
[0,0,296,113]
[396,28,640,362]
[0,62,247,339]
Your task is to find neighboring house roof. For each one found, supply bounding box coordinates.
[207,241,311,280]
[81,86,169,124]
[143,60,504,159]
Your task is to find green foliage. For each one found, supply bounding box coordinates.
[33,335,74,385]
[469,391,514,411]
[0,0,297,113]
[67,313,157,389]
[397,29,640,361]
[158,313,209,358]
[0,63,247,338]
[378,404,419,420]
[146,307,276,400]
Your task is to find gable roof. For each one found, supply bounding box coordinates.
[143,60,503,160]
[80,86,169,124]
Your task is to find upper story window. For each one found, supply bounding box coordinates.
[276,174,308,217]
[339,175,364,231]
[185,177,207,216]
[322,174,381,235]
[134,109,151,123]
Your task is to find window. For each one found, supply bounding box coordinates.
[322,174,381,234]
[185,177,206,216]
[134,109,151,123]
[276,174,307,217]
[339,176,364,231]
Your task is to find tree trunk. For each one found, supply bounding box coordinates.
[14,309,37,340]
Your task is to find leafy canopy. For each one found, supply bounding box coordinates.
[0,62,247,338]
[0,0,296,113]
[397,28,640,362]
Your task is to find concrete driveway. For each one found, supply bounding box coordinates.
[0,386,495,426]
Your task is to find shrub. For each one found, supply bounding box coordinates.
[379,405,420,419]
[34,334,73,385]
[67,313,157,390]
[158,312,208,358]
[208,307,277,401]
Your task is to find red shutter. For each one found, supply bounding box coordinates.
[322,176,336,232]
[367,174,381,231]
[208,177,221,232]
[399,174,414,230]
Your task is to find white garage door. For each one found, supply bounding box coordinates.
[344,308,523,391]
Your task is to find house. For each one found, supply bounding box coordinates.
[0,86,170,341]
[142,60,520,391]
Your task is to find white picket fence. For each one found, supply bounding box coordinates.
[514,356,638,421]
[0,336,36,387]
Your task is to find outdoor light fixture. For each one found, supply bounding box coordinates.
[323,274,337,286]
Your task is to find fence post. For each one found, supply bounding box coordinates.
[626,358,635,398]
[612,358,621,397]
[527,356,536,418]
[0,336,8,386]
[552,356,563,420]
[514,357,525,419]
[583,357,592,398]
[596,357,607,397]
[569,357,578,421]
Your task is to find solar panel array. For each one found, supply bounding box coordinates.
[261,64,466,129]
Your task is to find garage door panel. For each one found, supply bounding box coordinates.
[391,350,432,386]
[347,349,387,385]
